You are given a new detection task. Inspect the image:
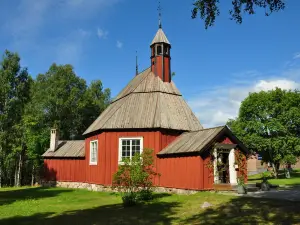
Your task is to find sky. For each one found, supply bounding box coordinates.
[1,0,300,128]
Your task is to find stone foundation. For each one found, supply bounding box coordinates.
[41,181,199,195]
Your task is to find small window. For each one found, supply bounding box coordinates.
[118,137,143,164]
[164,47,169,55]
[89,140,98,165]
[157,45,162,55]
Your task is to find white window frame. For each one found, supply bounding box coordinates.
[118,137,143,164]
[89,140,98,165]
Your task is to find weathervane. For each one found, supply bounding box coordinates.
[158,1,162,28]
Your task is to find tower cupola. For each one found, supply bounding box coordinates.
[150,15,171,82]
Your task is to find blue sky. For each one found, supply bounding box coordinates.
[1,0,300,128]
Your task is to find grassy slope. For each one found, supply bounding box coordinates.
[248,169,300,186]
[0,187,300,225]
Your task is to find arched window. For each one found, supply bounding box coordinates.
[157,45,162,55]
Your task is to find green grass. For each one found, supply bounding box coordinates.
[248,169,300,186]
[0,187,300,224]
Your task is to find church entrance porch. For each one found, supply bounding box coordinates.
[213,144,238,190]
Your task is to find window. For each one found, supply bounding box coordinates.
[164,46,169,55]
[157,45,162,55]
[118,137,143,163]
[89,140,98,165]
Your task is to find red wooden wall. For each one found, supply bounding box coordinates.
[43,130,245,190]
[84,131,161,185]
[44,158,86,182]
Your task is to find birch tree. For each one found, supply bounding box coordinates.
[0,50,31,187]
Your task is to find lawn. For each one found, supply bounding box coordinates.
[248,169,300,186]
[0,187,300,224]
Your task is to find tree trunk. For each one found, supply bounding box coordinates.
[272,163,278,178]
[15,147,25,187]
[31,164,35,186]
[0,158,2,188]
[14,162,18,186]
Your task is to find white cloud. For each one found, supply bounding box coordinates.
[6,0,51,45]
[55,29,91,65]
[188,74,300,128]
[4,0,120,52]
[116,40,123,48]
[254,79,299,92]
[293,52,300,59]
[97,28,109,39]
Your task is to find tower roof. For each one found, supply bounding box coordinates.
[151,28,170,46]
[83,68,203,135]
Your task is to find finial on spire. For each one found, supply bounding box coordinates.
[135,50,138,76]
[158,1,162,28]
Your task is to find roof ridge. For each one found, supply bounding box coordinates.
[127,90,181,96]
[112,67,151,103]
[186,125,226,133]
[60,140,84,142]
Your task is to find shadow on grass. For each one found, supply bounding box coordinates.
[108,192,171,200]
[181,196,300,225]
[0,201,180,225]
[0,187,73,206]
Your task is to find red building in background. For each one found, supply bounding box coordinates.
[43,21,248,191]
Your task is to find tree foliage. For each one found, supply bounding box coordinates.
[0,51,111,187]
[0,50,32,187]
[192,0,285,29]
[227,88,300,177]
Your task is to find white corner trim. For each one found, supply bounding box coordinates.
[229,148,237,184]
[118,137,143,164]
[89,140,98,165]
[213,148,219,183]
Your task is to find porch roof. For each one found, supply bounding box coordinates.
[157,126,248,156]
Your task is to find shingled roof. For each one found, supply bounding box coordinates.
[83,68,203,135]
[42,140,85,158]
[151,28,170,45]
[157,126,248,155]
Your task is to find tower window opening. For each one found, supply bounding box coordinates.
[157,45,162,55]
[164,47,169,55]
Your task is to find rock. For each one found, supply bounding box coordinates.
[201,201,213,209]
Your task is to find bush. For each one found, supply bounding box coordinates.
[137,189,154,201]
[121,192,138,207]
[112,148,159,206]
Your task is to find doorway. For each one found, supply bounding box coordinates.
[217,152,230,183]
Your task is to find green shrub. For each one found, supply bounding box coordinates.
[137,189,154,201]
[112,148,159,206]
[121,192,138,207]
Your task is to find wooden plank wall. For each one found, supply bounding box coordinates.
[43,130,246,191]
[84,131,160,186]
[44,158,86,182]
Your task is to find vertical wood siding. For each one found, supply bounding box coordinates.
[157,156,203,190]
[44,158,86,182]
[84,131,160,185]
[43,130,247,191]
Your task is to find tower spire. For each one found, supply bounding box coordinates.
[158,1,162,28]
[135,50,138,76]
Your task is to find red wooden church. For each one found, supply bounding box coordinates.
[43,21,248,191]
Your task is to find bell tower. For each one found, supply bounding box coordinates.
[150,4,171,82]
